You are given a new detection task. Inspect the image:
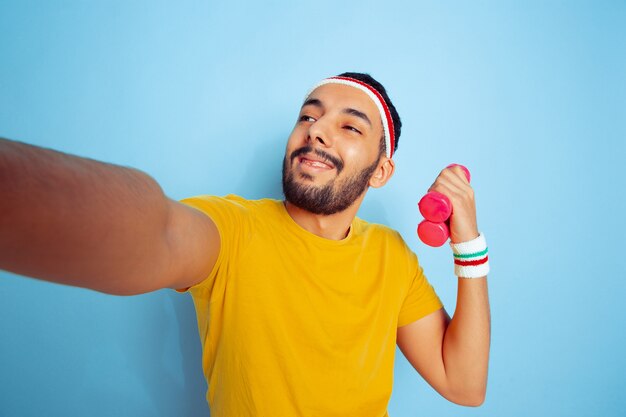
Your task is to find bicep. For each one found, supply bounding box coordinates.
[397,307,451,394]
[161,199,221,291]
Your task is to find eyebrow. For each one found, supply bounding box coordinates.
[302,98,372,127]
[343,108,372,127]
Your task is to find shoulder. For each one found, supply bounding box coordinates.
[178,195,286,231]
[180,194,251,210]
[353,217,417,263]
[179,194,279,215]
[353,217,414,253]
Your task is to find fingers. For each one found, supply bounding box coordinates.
[428,166,468,191]
[425,165,479,243]
[446,164,471,183]
[428,166,474,203]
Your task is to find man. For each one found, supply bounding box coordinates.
[0,72,490,416]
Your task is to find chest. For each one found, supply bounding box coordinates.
[217,231,406,345]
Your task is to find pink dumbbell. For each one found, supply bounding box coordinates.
[417,164,471,247]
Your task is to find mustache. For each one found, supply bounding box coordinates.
[290,146,344,173]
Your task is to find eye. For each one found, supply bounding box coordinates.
[344,125,362,135]
[299,115,316,123]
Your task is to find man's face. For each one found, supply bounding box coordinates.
[282,83,385,215]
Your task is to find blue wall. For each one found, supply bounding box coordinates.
[1,1,625,416]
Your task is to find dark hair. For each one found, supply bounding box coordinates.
[338,72,402,155]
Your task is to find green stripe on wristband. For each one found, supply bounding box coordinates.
[453,247,488,259]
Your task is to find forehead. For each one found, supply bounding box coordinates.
[305,83,380,123]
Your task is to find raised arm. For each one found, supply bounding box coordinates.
[396,165,491,406]
[0,137,219,295]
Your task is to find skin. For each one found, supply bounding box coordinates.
[0,81,489,406]
[0,138,218,295]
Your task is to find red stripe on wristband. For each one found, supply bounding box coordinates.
[454,256,489,266]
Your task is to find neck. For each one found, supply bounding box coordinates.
[284,195,365,240]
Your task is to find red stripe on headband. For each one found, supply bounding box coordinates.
[329,76,396,158]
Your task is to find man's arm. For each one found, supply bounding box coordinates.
[396,278,490,406]
[396,165,491,406]
[0,137,219,295]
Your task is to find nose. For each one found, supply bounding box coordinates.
[307,117,333,148]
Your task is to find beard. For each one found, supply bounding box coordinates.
[282,146,380,215]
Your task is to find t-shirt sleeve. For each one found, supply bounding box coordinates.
[173,194,253,297]
[397,252,443,327]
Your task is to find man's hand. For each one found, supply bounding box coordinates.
[427,165,479,243]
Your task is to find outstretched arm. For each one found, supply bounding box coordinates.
[0,137,219,295]
[396,165,490,406]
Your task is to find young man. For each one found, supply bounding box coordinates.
[0,72,490,416]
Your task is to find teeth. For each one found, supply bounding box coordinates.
[303,158,331,169]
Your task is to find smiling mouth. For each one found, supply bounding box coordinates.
[299,156,334,170]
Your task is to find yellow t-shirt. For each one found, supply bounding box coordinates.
[177,195,442,417]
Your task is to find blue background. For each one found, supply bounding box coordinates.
[1,1,625,416]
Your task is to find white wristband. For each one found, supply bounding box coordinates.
[449,232,490,279]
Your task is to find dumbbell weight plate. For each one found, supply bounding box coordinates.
[417,220,450,247]
[418,191,453,223]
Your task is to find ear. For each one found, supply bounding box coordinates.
[369,157,395,188]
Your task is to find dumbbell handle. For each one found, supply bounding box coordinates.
[417,164,470,247]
